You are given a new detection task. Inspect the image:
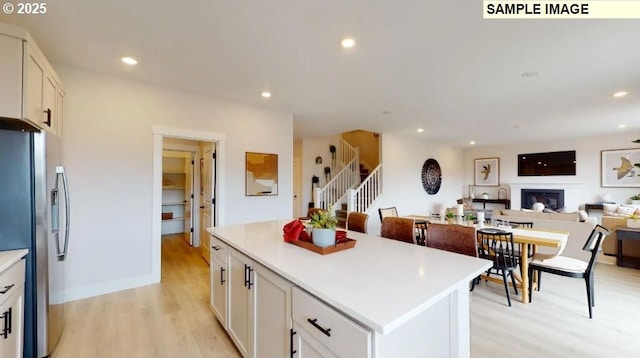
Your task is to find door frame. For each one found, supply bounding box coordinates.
[152,125,226,283]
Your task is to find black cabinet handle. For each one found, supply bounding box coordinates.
[306,318,331,337]
[44,108,52,127]
[220,267,226,285]
[1,308,10,339]
[247,266,253,289]
[244,264,248,287]
[0,284,14,295]
[212,246,221,251]
[6,308,10,335]
[290,329,297,357]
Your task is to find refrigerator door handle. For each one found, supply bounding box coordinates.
[56,165,70,261]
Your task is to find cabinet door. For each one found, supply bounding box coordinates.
[227,249,251,357]
[0,34,23,120]
[210,254,228,330]
[0,288,24,358]
[254,264,293,358]
[292,322,338,358]
[56,86,64,137]
[22,43,45,127]
[42,73,57,134]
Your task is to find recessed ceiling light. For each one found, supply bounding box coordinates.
[618,124,627,129]
[261,91,271,98]
[121,57,138,65]
[340,38,356,49]
[613,91,629,98]
[521,71,539,78]
[469,141,476,145]
[417,128,424,133]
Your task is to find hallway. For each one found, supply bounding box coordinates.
[53,234,240,358]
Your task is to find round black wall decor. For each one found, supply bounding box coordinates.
[421,158,442,195]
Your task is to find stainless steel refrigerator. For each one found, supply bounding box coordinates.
[0,126,70,358]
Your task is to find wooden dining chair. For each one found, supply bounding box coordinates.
[528,225,610,319]
[380,217,415,244]
[378,207,398,222]
[346,212,369,234]
[476,229,520,306]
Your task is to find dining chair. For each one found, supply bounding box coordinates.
[380,217,415,244]
[378,207,398,222]
[528,225,610,319]
[476,229,520,306]
[346,212,369,234]
[426,223,479,290]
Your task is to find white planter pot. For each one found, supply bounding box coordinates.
[627,219,640,228]
[312,228,336,247]
[631,200,640,206]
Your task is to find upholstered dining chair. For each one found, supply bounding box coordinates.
[528,225,610,319]
[380,217,415,244]
[476,229,520,306]
[378,207,398,222]
[346,212,369,234]
[426,223,479,290]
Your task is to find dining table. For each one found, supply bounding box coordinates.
[404,215,568,304]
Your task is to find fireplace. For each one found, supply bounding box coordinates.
[521,189,564,211]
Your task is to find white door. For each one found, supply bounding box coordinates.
[200,144,215,264]
[184,154,194,245]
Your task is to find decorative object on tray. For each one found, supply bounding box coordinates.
[474,157,499,186]
[601,148,640,187]
[421,158,442,195]
[309,207,338,247]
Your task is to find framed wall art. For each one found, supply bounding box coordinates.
[474,157,499,186]
[601,148,640,187]
[246,152,278,196]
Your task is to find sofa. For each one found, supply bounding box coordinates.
[493,209,596,262]
[595,203,640,259]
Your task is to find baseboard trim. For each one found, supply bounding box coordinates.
[63,274,155,303]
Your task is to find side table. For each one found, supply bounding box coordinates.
[615,227,640,269]
[584,203,604,215]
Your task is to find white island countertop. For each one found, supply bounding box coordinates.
[0,249,28,272]
[209,220,491,335]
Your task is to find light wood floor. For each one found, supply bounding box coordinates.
[52,236,640,358]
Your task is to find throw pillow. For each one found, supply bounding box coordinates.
[618,205,637,216]
[603,203,618,216]
[532,202,545,212]
[578,210,588,222]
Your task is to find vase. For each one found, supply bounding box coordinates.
[481,193,489,200]
[312,228,336,247]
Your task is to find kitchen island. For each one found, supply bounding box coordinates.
[208,220,491,358]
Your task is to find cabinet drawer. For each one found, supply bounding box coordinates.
[292,287,371,358]
[0,259,25,306]
[210,235,228,263]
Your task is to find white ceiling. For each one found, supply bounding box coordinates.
[2,1,640,147]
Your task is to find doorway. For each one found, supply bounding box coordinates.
[152,126,226,283]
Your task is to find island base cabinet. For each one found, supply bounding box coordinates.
[292,322,338,358]
[226,246,293,358]
[0,259,25,358]
[210,250,228,330]
[292,287,371,358]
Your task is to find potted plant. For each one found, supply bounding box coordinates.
[627,213,640,228]
[309,207,338,247]
[445,211,455,224]
[631,194,640,205]
[465,213,476,226]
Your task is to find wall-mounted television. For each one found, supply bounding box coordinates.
[518,150,576,176]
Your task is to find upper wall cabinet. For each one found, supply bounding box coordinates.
[0,23,64,136]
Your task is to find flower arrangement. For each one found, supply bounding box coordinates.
[309,208,337,230]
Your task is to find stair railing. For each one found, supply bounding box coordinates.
[347,164,382,213]
[313,148,360,210]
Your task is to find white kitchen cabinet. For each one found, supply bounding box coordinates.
[292,321,338,358]
[0,24,64,135]
[0,259,25,358]
[225,246,293,358]
[209,236,228,330]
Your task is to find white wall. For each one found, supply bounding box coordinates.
[58,65,293,301]
[463,132,640,211]
[300,135,341,211]
[369,133,465,235]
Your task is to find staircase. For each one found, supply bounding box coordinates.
[359,164,369,183]
[336,203,348,229]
